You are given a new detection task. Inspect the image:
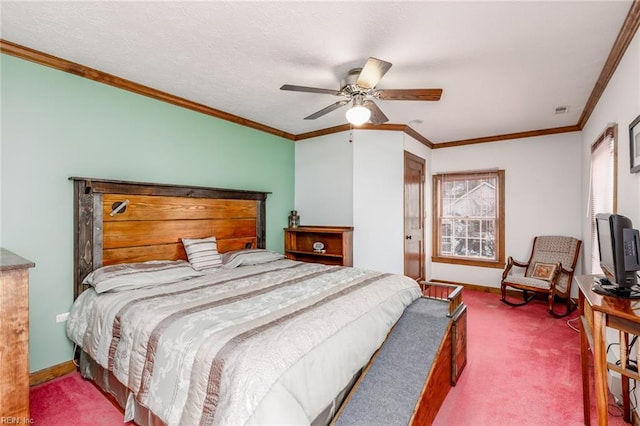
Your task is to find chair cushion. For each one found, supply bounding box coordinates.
[525,236,580,294]
[503,275,551,290]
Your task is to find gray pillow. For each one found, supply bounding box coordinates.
[222,249,285,269]
[83,260,203,293]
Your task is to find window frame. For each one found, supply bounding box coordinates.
[432,169,505,269]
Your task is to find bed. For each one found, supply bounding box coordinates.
[67,177,464,426]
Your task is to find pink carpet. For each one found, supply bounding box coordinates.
[434,289,627,426]
[30,289,628,425]
[30,371,133,425]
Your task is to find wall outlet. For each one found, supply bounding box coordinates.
[56,312,69,323]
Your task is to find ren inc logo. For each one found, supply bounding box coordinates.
[0,418,34,424]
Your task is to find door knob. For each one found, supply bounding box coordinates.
[406,235,412,240]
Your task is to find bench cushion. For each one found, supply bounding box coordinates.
[335,297,450,425]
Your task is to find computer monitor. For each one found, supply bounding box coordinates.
[593,213,640,298]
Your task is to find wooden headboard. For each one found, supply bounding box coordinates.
[71,177,270,299]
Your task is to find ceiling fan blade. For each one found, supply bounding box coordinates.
[280,84,342,96]
[377,88,443,101]
[304,100,349,120]
[356,57,392,89]
[363,100,389,125]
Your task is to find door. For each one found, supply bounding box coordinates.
[404,151,425,281]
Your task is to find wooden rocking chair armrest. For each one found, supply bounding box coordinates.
[502,256,529,280]
[548,262,569,288]
[557,263,573,274]
[509,257,529,268]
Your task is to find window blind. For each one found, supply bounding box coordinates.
[590,125,617,274]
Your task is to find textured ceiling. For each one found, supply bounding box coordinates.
[0,1,634,143]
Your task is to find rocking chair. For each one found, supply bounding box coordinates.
[501,235,581,317]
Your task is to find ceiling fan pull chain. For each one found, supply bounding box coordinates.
[349,124,353,143]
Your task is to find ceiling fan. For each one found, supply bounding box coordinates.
[280,57,442,126]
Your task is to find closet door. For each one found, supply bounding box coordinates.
[404,151,425,281]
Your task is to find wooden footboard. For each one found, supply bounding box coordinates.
[421,281,464,317]
[412,282,467,425]
[333,282,467,426]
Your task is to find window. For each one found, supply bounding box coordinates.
[590,125,617,274]
[432,170,505,268]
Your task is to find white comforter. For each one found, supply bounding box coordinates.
[67,260,421,425]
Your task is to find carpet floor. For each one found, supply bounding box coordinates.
[433,289,627,426]
[29,289,628,425]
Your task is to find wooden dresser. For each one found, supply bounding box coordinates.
[1,249,34,420]
[284,226,354,266]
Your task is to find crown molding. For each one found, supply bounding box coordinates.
[4,0,640,152]
[577,0,640,129]
[294,123,434,148]
[0,39,561,150]
[0,39,297,141]
[293,124,352,140]
[403,126,434,148]
[434,125,581,149]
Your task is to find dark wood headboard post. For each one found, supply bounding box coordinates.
[257,199,267,249]
[70,177,270,299]
[72,179,99,299]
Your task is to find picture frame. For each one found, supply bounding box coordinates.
[531,262,557,281]
[630,113,640,173]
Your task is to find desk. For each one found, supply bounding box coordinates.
[577,275,640,425]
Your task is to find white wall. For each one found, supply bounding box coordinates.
[295,128,585,289]
[430,132,583,289]
[352,131,404,273]
[581,29,640,275]
[295,130,422,274]
[579,29,640,405]
[294,133,353,226]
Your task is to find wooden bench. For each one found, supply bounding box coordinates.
[332,282,467,425]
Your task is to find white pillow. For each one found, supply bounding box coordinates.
[222,249,285,269]
[83,260,203,293]
[182,236,223,270]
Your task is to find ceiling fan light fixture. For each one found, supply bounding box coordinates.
[346,106,370,125]
[280,57,440,125]
[345,95,370,125]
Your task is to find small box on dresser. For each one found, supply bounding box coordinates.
[284,226,353,266]
[0,249,35,420]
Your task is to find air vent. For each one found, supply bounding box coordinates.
[555,105,569,114]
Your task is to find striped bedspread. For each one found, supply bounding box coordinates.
[67,259,421,425]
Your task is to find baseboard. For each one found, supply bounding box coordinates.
[428,278,550,299]
[428,279,509,295]
[30,360,77,386]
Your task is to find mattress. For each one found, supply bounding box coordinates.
[67,259,421,425]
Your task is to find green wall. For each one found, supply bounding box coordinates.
[0,54,295,372]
